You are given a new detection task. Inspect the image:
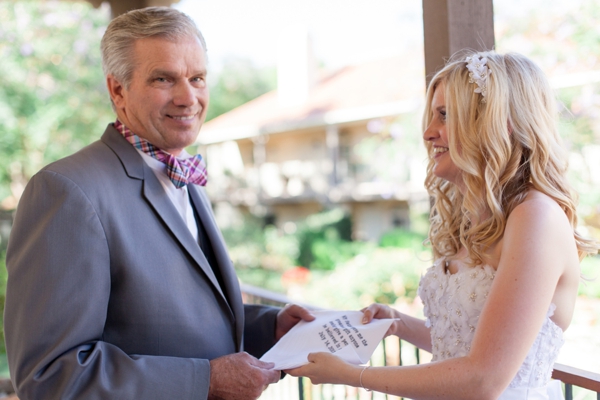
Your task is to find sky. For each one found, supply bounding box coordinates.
[174,0,423,71]
[174,0,589,74]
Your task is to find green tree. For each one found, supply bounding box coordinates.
[206,58,275,121]
[0,2,113,209]
[0,2,114,375]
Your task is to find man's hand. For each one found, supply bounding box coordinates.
[275,303,315,341]
[208,352,279,400]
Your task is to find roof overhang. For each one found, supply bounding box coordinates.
[196,99,422,145]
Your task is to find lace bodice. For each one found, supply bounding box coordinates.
[418,259,565,391]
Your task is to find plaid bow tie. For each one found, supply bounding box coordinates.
[114,120,207,189]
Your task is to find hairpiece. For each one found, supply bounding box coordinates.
[465,55,491,102]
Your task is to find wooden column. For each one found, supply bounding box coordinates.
[422,0,495,85]
[326,125,340,187]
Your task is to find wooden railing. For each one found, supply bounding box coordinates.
[241,284,600,400]
[552,364,600,400]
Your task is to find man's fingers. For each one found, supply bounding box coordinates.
[242,351,275,370]
[208,352,281,399]
[249,357,275,370]
[244,354,279,383]
[276,304,316,341]
[285,304,315,321]
[297,305,316,321]
[265,368,281,384]
[253,362,280,385]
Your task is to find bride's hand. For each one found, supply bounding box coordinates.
[285,352,357,385]
[361,303,402,337]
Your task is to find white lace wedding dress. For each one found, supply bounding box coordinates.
[418,259,565,399]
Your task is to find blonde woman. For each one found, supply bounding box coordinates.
[287,51,599,399]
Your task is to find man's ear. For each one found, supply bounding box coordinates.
[106,75,126,109]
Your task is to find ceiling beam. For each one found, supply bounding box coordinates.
[81,0,180,18]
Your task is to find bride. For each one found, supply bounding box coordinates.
[287,51,599,399]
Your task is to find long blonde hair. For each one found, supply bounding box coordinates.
[423,51,598,264]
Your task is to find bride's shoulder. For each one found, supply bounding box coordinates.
[506,189,573,239]
[510,190,567,221]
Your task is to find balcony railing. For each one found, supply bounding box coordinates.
[241,284,600,400]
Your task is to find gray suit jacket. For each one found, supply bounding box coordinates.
[4,125,279,400]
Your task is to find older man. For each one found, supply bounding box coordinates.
[5,7,312,400]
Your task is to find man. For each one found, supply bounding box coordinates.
[4,7,313,400]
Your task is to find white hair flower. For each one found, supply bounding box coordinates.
[465,55,492,102]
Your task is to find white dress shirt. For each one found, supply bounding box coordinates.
[136,149,199,242]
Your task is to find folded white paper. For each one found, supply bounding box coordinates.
[260,310,393,370]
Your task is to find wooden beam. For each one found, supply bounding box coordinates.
[81,0,181,18]
[422,0,495,85]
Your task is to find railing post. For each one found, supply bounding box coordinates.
[565,383,573,400]
[398,337,403,366]
[415,346,420,365]
[298,376,304,400]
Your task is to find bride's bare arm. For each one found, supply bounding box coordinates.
[361,304,432,352]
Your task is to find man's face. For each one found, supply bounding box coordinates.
[108,35,209,156]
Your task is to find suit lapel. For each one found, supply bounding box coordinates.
[102,126,233,318]
[188,185,245,348]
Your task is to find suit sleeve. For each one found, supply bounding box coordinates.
[243,304,280,358]
[4,170,210,400]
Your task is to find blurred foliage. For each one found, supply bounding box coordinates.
[579,255,600,298]
[205,58,276,122]
[496,0,600,242]
[223,209,433,309]
[302,246,430,310]
[223,215,298,292]
[0,4,113,369]
[225,208,367,274]
[296,209,356,271]
[379,228,428,250]
[225,209,600,310]
[0,2,114,208]
[496,0,600,75]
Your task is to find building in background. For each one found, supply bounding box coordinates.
[196,34,429,242]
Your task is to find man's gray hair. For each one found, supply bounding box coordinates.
[101,7,207,88]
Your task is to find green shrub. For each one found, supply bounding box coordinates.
[310,238,369,271]
[379,228,427,250]
[299,246,431,310]
[296,209,354,270]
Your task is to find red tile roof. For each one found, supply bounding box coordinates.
[198,54,426,144]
